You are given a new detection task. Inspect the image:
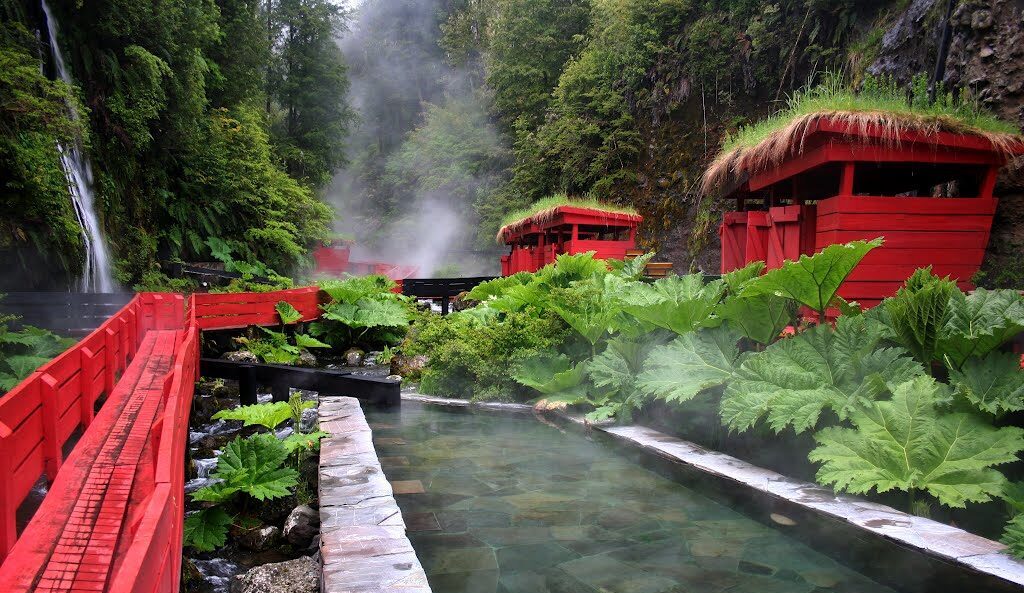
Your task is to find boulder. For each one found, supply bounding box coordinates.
[238,525,281,552]
[283,504,320,548]
[223,350,259,364]
[296,350,317,367]
[298,407,318,433]
[343,347,365,366]
[390,354,428,378]
[231,556,319,593]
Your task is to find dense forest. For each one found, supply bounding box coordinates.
[2,0,1022,288]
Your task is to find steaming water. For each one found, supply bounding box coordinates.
[366,403,898,593]
[41,0,115,293]
[190,558,242,593]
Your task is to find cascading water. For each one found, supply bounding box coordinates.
[41,0,115,293]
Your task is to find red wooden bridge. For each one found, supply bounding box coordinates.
[0,288,324,593]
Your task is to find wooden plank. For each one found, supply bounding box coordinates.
[859,249,987,266]
[848,264,980,283]
[816,196,998,216]
[816,212,994,233]
[816,230,990,250]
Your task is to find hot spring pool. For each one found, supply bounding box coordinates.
[364,402,898,593]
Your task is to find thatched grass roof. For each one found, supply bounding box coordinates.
[702,77,1023,196]
[497,195,640,243]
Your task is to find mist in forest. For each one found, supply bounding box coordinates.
[327,0,504,277]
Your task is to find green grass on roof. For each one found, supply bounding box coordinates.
[703,73,1021,194]
[499,194,638,229]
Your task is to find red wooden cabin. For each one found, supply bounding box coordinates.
[313,240,418,281]
[499,205,643,275]
[718,117,1022,306]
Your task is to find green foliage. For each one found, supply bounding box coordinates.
[880,267,958,365]
[721,316,926,434]
[183,507,233,552]
[716,293,797,346]
[948,351,1024,417]
[620,274,725,335]
[810,376,1024,509]
[407,307,570,401]
[0,321,75,392]
[1002,515,1024,559]
[512,354,588,404]
[741,239,883,319]
[281,430,328,454]
[638,326,744,404]
[499,195,639,233]
[234,326,327,365]
[276,301,303,325]
[192,433,299,503]
[937,288,1024,370]
[213,401,294,430]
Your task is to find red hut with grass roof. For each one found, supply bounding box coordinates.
[711,114,1023,307]
[498,201,643,275]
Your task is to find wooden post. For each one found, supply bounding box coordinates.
[979,165,998,199]
[238,365,257,406]
[840,162,855,196]
[39,374,62,481]
[0,420,16,560]
[104,327,116,395]
[80,347,97,427]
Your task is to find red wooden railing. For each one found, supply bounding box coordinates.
[0,288,330,593]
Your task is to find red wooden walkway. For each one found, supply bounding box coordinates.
[0,288,323,593]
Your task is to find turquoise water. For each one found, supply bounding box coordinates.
[365,403,897,593]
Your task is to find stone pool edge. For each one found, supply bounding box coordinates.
[402,391,1024,588]
[317,395,432,593]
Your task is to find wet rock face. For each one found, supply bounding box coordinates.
[390,354,428,378]
[230,556,319,593]
[238,526,281,552]
[298,407,318,433]
[283,504,320,548]
[296,350,317,368]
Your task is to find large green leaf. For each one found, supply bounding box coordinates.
[512,354,587,398]
[321,298,409,330]
[810,376,1024,508]
[740,238,883,316]
[881,268,958,364]
[282,430,329,454]
[715,293,797,345]
[183,508,232,552]
[466,272,532,301]
[722,261,765,294]
[319,275,397,303]
[948,351,1024,416]
[4,355,50,380]
[720,316,925,434]
[212,433,299,501]
[549,276,623,346]
[294,333,331,349]
[938,288,1024,369]
[638,326,744,403]
[213,402,293,430]
[588,336,654,394]
[275,301,303,324]
[621,274,725,335]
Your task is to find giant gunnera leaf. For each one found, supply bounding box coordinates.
[213,401,293,430]
[740,238,882,317]
[948,350,1024,416]
[275,301,303,324]
[512,354,587,402]
[638,326,744,404]
[880,268,957,365]
[621,274,726,335]
[810,376,1024,508]
[720,316,925,434]
[193,433,299,502]
[321,298,409,330]
[183,508,232,552]
[715,293,797,345]
[938,288,1024,369]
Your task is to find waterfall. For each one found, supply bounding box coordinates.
[41,0,115,293]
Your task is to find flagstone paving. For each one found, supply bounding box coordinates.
[364,402,897,593]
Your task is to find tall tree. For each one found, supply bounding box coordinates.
[270,0,352,187]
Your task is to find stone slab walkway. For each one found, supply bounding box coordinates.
[318,396,431,593]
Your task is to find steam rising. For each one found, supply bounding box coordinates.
[328,0,505,277]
